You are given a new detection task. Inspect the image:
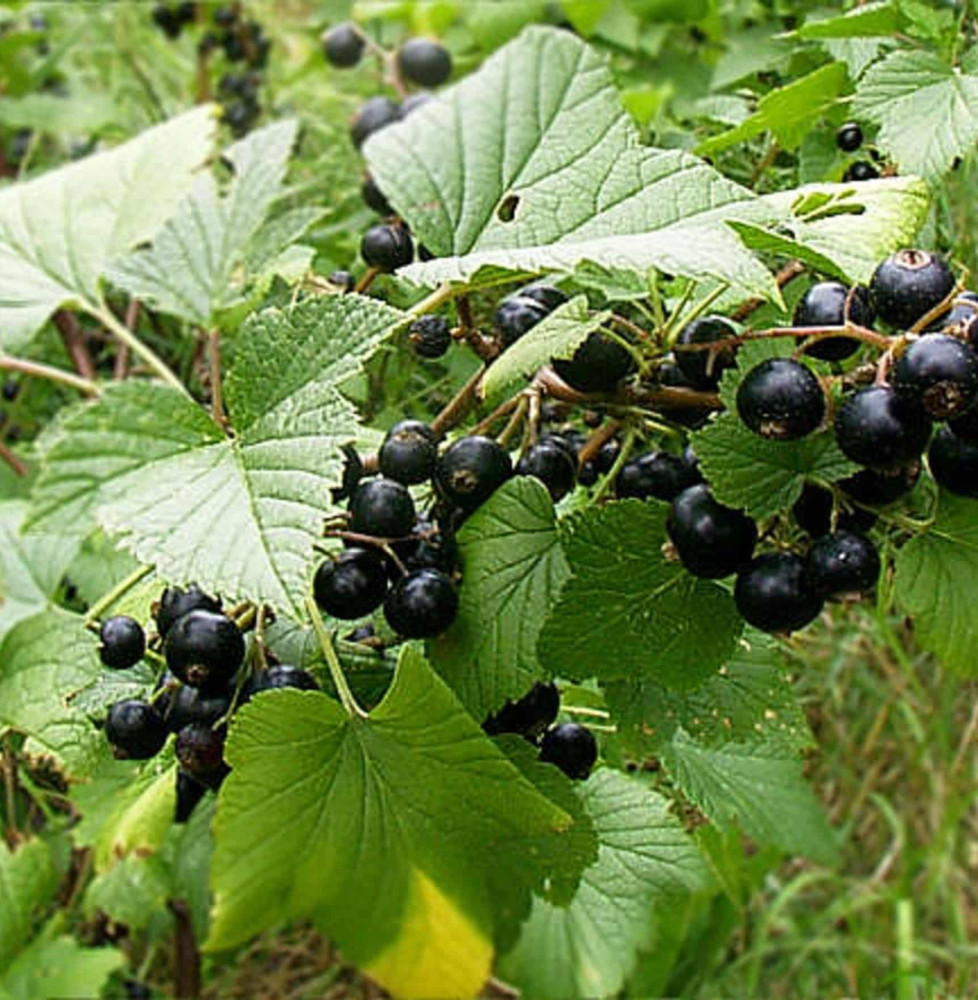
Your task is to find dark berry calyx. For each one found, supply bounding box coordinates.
[736,358,826,440]
[99,616,146,670]
[667,484,757,579]
[155,584,222,640]
[674,316,738,389]
[837,122,864,153]
[349,477,416,538]
[164,610,245,692]
[734,553,824,634]
[397,37,452,87]
[322,23,364,68]
[834,386,932,470]
[483,682,560,741]
[383,568,459,638]
[379,420,437,486]
[516,440,577,502]
[105,700,168,761]
[408,315,452,358]
[892,334,978,419]
[313,548,389,620]
[870,250,955,330]
[539,723,597,780]
[806,532,881,598]
[551,331,636,394]
[361,223,413,272]
[435,436,513,511]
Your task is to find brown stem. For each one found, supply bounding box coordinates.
[115,299,140,380]
[626,384,723,411]
[609,314,649,341]
[52,310,97,380]
[355,267,380,295]
[0,441,28,478]
[577,419,623,469]
[169,899,201,999]
[430,365,485,438]
[674,323,891,354]
[469,394,520,437]
[207,329,228,430]
[909,281,969,335]
[2,735,19,848]
[497,397,528,447]
[0,356,98,396]
[323,530,409,574]
[732,260,806,322]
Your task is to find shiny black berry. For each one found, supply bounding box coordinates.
[384,568,458,638]
[516,440,577,502]
[163,683,232,734]
[164,610,245,692]
[539,723,597,780]
[667,484,758,579]
[152,4,183,38]
[349,477,416,537]
[361,223,413,272]
[793,281,873,361]
[834,386,932,470]
[675,316,738,389]
[495,296,548,346]
[1,379,19,402]
[736,358,826,440]
[521,284,568,313]
[105,700,168,760]
[949,401,978,444]
[551,332,635,393]
[836,122,863,153]
[616,450,701,502]
[361,173,393,216]
[379,420,437,486]
[843,161,879,182]
[155,585,222,640]
[840,464,921,506]
[401,92,433,116]
[99,616,146,670]
[313,548,389,619]
[892,334,978,419]
[870,250,955,330]
[328,269,355,292]
[322,23,364,68]
[350,96,400,149]
[807,532,881,597]
[927,291,978,333]
[397,38,452,87]
[928,425,978,497]
[175,769,208,824]
[408,315,452,358]
[435,436,513,511]
[175,723,226,780]
[734,553,824,634]
[249,664,320,693]
[792,482,877,537]
[483,682,560,741]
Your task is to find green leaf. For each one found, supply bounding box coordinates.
[0,92,116,134]
[894,495,978,675]
[853,50,978,179]
[0,936,123,1000]
[208,647,580,999]
[83,853,171,934]
[538,501,742,689]
[798,3,903,39]
[429,478,570,718]
[480,297,612,402]
[0,839,57,971]
[662,729,839,865]
[28,295,404,611]
[0,105,217,350]
[109,120,315,326]
[498,770,708,1000]
[0,610,104,779]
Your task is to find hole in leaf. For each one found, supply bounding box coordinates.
[496,194,519,222]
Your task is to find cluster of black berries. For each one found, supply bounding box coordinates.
[836,121,886,183]
[98,584,318,823]
[151,2,196,39]
[483,682,598,781]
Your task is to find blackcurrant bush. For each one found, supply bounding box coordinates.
[1,379,19,402]
[616,450,701,502]
[328,269,355,292]
[99,616,146,670]
[483,682,560,741]
[834,386,932,470]
[736,358,826,440]
[806,531,881,597]
[540,433,580,467]
[435,436,513,511]
[551,332,636,393]
[105,700,168,760]
[313,547,389,619]
[675,316,738,389]
[249,664,320,693]
[928,425,978,497]
[949,401,978,444]
[495,295,548,346]
[926,291,978,333]
[213,5,237,27]
[349,477,416,537]
[793,281,873,361]
[361,173,393,216]
[843,161,879,182]
[164,610,245,692]
[361,222,413,272]
[350,96,401,149]
[734,553,824,634]
[379,420,437,486]
[840,463,921,505]
[870,250,955,330]
[521,284,568,312]
[516,440,577,502]
[152,4,182,38]
[408,315,452,358]
[792,482,877,537]
[322,23,364,68]
[539,723,597,780]
[836,122,864,153]
[384,568,458,638]
[175,723,227,780]
[163,684,232,733]
[593,439,621,475]
[397,37,452,87]
[892,334,978,419]
[667,484,758,579]
[175,769,207,824]
[155,584,222,640]
[400,92,433,116]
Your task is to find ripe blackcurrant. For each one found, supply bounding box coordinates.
[840,463,921,505]
[521,284,568,312]
[155,584,222,640]
[551,332,636,393]
[793,281,873,361]
[892,334,978,419]
[313,547,389,619]
[175,770,208,824]
[105,700,168,760]
[361,223,413,272]
[361,173,393,216]
[495,296,548,346]
[163,683,232,734]
[99,616,146,670]
[667,484,758,579]
[400,92,432,116]
[164,610,245,692]
[248,664,320,694]
[843,161,879,182]
[349,477,416,537]
[928,425,978,497]
[675,316,738,389]
[328,270,355,292]
[949,401,978,444]
[322,23,364,68]
[870,250,955,330]
[384,568,458,638]
[350,96,401,149]
[792,482,877,537]
[516,440,577,502]
[483,682,560,741]
[408,315,452,358]
[539,723,597,780]
[435,436,513,510]
[397,38,452,87]
[836,122,864,153]
[806,531,881,597]
[736,358,826,440]
[734,553,824,634]
[616,450,701,502]
[926,291,978,333]
[1,379,19,402]
[379,420,437,486]
[175,723,227,781]
[834,386,932,470]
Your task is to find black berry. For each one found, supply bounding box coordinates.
[892,334,978,419]
[349,477,416,537]
[435,436,513,511]
[928,425,978,497]
[105,700,168,760]
[1,379,19,402]
[949,402,978,444]
[155,584,222,640]
[516,440,577,502]
[163,683,232,733]
[495,296,548,346]
[521,284,568,312]
[792,482,877,537]
[616,450,701,502]
[397,38,452,87]
[350,96,401,149]
[840,464,921,506]
[806,532,881,597]
[834,386,932,470]
[483,682,560,741]
[401,92,433,116]
[175,770,208,824]
[870,250,955,330]
[843,161,879,182]
[736,358,826,440]
[836,122,864,153]
[248,664,320,693]
[793,281,873,361]
[734,553,824,634]
[408,315,452,358]
[361,173,393,216]
[313,548,389,619]
[322,23,364,67]
[926,291,978,333]
[551,332,635,393]
[99,616,146,670]
[667,484,757,579]
[175,723,227,781]
[164,610,245,692]
[361,222,413,272]
[384,568,458,638]
[379,420,437,486]
[539,723,597,780]
[328,270,355,292]
[675,316,738,389]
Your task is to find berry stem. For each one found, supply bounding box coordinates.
[0,354,99,397]
[497,396,528,447]
[304,595,369,719]
[908,278,969,334]
[430,364,486,438]
[83,564,155,626]
[732,260,806,323]
[206,329,229,431]
[469,393,521,438]
[674,323,890,354]
[406,282,455,321]
[662,282,729,349]
[0,441,27,479]
[591,427,637,504]
[51,310,97,381]
[577,418,623,469]
[354,267,380,295]
[322,529,410,575]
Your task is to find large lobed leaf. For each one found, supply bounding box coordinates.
[0,839,57,972]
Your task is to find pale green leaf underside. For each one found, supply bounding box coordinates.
[0,936,123,1000]
[0,839,57,972]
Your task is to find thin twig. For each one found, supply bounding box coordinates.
[0,355,98,396]
[430,365,485,438]
[497,397,528,447]
[354,267,380,295]
[0,441,28,478]
[52,310,97,380]
[114,299,140,381]
[207,329,228,430]
[732,260,806,322]
[469,394,520,437]
[305,595,368,719]
[577,419,623,469]
[674,323,891,354]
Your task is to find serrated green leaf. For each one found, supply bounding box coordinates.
[480,297,612,402]
[538,501,742,688]
[662,729,839,865]
[0,935,123,1000]
[798,3,903,39]
[429,478,570,718]
[0,839,57,971]
[853,51,978,180]
[208,647,580,999]
[0,105,217,350]
[894,495,978,675]
[28,295,404,611]
[83,853,171,933]
[0,92,116,134]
